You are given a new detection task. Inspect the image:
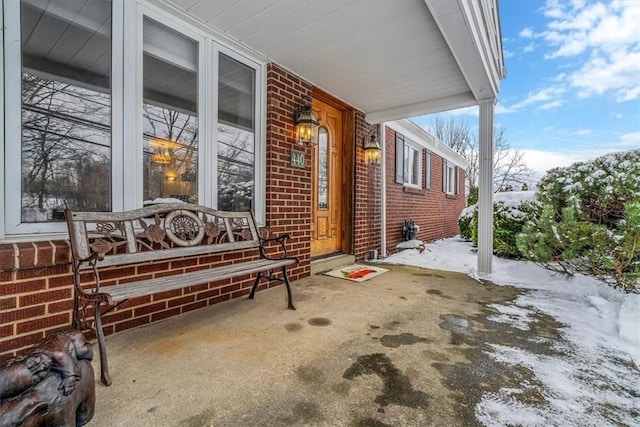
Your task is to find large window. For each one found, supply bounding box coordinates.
[217,53,255,211]
[4,1,264,236]
[18,0,113,222]
[142,16,199,205]
[395,134,422,187]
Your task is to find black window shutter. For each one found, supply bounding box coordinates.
[395,134,404,184]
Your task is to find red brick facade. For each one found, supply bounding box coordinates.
[384,126,466,255]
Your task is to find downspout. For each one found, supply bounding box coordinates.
[379,122,387,258]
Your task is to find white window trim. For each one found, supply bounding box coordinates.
[1,0,267,240]
[403,139,422,189]
[395,133,422,189]
[443,160,456,195]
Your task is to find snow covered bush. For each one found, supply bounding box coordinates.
[458,191,538,259]
[517,150,640,293]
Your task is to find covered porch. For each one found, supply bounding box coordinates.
[160,0,505,273]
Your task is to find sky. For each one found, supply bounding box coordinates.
[380,234,639,425]
[412,0,640,180]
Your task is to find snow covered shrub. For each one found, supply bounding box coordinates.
[517,150,640,293]
[458,191,538,259]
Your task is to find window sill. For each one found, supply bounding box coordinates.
[446,193,458,199]
[403,186,427,195]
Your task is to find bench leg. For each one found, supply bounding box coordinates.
[93,302,112,386]
[248,274,261,301]
[248,268,296,310]
[281,266,296,311]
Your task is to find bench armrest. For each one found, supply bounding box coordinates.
[259,233,297,262]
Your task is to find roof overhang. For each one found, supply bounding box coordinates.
[159,0,505,123]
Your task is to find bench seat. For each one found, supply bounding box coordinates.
[96,257,297,302]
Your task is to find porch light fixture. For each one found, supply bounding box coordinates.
[363,128,382,164]
[293,98,320,146]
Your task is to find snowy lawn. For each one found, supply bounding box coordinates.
[381,237,640,426]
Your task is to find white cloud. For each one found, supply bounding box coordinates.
[521,131,640,177]
[522,44,535,53]
[511,86,565,110]
[495,103,516,115]
[575,129,592,136]
[540,0,640,101]
[521,149,589,177]
[537,100,564,110]
[519,27,534,39]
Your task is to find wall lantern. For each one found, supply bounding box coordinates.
[293,98,320,146]
[363,128,382,164]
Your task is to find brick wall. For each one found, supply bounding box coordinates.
[353,119,382,261]
[384,126,466,255]
[265,63,313,274]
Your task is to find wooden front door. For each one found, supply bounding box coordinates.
[311,99,343,257]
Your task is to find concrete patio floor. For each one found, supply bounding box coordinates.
[87,263,562,426]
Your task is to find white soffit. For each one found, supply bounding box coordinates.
[164,0,498,122]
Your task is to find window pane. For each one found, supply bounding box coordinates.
[20,0,112,221]
[411,149,420,185]
[318,128,328,209]
[143,17,198,204]
[404,145,411,184]
[217,53,255,211]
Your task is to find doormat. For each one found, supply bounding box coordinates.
[324,264,388,283]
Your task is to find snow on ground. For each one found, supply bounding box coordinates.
[381,237,640,426]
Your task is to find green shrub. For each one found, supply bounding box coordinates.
[458,191,538,259]
[517,149,640,293]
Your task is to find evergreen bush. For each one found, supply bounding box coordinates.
[458,191,538,259]
[517,149,640,293]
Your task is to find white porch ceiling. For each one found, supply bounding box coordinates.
[162,0,504,123]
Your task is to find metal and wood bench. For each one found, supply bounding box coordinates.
[64,203,298,386]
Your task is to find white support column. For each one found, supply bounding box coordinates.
[477,101,495,274]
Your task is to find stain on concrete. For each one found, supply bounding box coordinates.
[369,325,381,329]
[295,365,325,385]
[399,296,407,300]
[284,322,303,332]
[351,418,393,427]
[426,289,444,296]
[343,353,428,409]
[308,317,332,327]
[379,333,431,348]
[383,320,401,330]
[287,400,324,424]
[178,408,215,427]
[331,381,351,396]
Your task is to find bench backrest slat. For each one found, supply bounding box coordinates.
[65,204,262,267]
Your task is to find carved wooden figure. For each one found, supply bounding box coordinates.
[0,330,95,427]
